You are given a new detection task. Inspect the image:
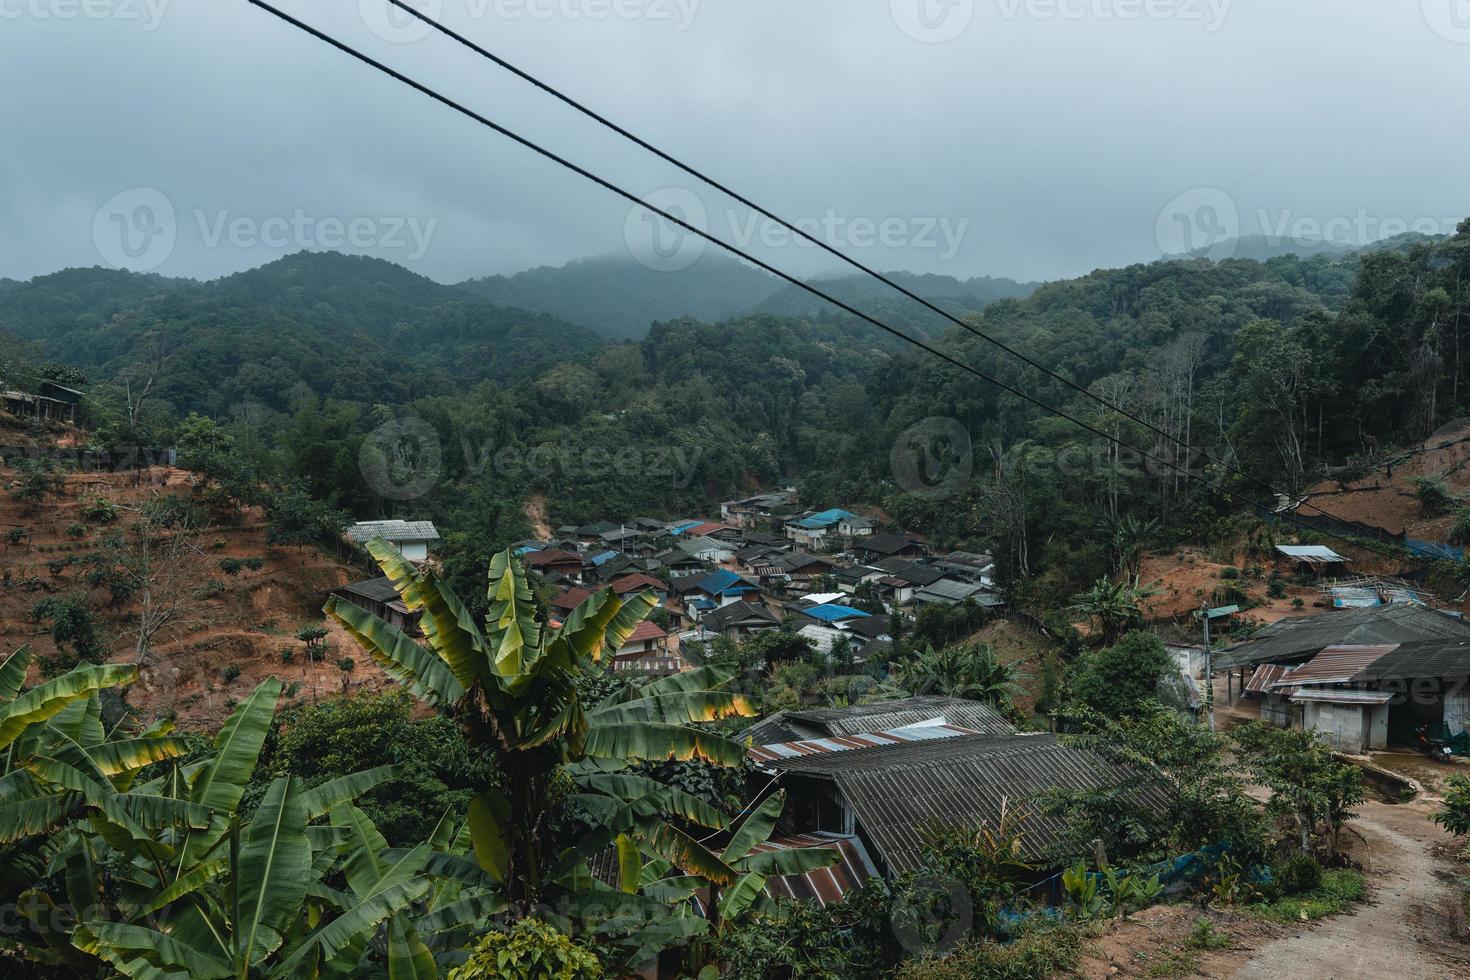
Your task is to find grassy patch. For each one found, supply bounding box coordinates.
[1251,868,1366,923]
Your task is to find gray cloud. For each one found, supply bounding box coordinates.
[3,0,1468,285]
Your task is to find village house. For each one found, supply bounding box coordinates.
[700,600,782,641]
[522,548,588,580]
[1274,544,1351,576]
[2,381,83,424]
[854,533,926,563]
[344,520,441,562]
[720,490,797,528]
[784,508,857,550]
[743,699,1167,879]
[673,535,736,564]
[327,577,420,635]
[1222,603,1470,745]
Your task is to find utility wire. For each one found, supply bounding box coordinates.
[245,0,1419,566]
[377,0,1396,541]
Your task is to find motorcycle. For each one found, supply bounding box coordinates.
[1416,723,1456,762]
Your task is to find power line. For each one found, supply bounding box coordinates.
[376,0,1391,542]
[244,0,1418,566]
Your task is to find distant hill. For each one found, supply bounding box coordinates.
[457,252,782,340]
[1189,231,1444,263]
[751,271,1037,336]
[0,253,606,417]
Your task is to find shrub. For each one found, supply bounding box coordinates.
[1451,509,1470,547]
[218,558,244,576]
[1266,574,1286,599]
[221,664,242,683]
[894,927,1081,980]
[5,528,24,546]
[65,524,86,539]
[448,920,602,980]
[1220,566,1240,579]
[79,496,118,523]
[336,657,355,672]
[1277,854,1323,895]
[1413,474,1454,516]
[242,556,264,571]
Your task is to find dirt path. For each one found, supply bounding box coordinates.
[1229,799,1470,979]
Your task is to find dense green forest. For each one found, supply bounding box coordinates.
[4,224,1467,610]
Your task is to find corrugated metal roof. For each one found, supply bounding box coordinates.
[1215,604,1470,670]
[747,722,980,763]
[800,604,871,623]
[1276,545,1348,562]
[1279,644,1398,686]
[755,833,879,907]
[741,696,1015,744]
[1244,663,1293,694]
[1289,688,1395,705]
[1351,639,1470,682]
[767,734,1167,869]
[345,520,440,543]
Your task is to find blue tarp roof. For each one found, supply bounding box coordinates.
[696,570,756,596]
[590,550,620,566]
[790,508,857,530]
[801,603,871,623]
[669,520,704,535]
[513,545,542,556]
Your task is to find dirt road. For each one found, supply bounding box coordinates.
[1230,799,1470,979]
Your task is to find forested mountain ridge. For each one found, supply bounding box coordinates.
[4,224,1468,614]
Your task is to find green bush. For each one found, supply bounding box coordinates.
[1253,868,1365,923]
[221,664,242,683]
[893,927,1081,980]
[79,496,119,523]
[448,920,602,980]
[1220,566,1240,580]
[1277,854,1323,895]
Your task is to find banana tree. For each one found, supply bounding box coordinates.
[325,542,758,911]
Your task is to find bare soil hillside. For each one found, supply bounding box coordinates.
[0,461,391,730]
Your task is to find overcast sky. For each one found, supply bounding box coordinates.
[4,0,1469,286]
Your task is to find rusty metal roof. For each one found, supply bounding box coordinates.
[747,723,980,764]
[1244,663,1292,694]
[1275,644,1398,686]
[754,833,879,906]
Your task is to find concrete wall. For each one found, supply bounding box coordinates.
[1305,701,1372,753]
[1445,680,1470,735]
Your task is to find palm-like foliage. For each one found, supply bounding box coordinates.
[901,643,1023,708]
[1069,576,1162,646]
[326,541,757,911]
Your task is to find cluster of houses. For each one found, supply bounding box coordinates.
[327,500,1004,676]
[1222,597,1470,753]
[1,380,82,424]
[506,498,1003,674]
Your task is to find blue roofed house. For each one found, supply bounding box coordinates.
[785,509,858,549]
[796,603,873,626]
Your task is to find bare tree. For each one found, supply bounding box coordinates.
[99,500,215,668]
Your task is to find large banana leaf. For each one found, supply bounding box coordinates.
[582,722,747,767]
[236,775,311,969]
[180,677,281,866]
[637,820,738,886]
[590,690,756,726]
[0,790,80,843]
[722,791,786,864]
[72,920,235,979]
[300,764,401,820]
[272,870,430,976]
[0,664,138,749]
[370,538,490,693]
[324,598,464,707]
[718,872,769,923]
[465,789,510,882]
[484,549,540,678]
[629,664,741,700]
[0,645,33,703]
[575,772,730,830]
[739,847,843,877]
